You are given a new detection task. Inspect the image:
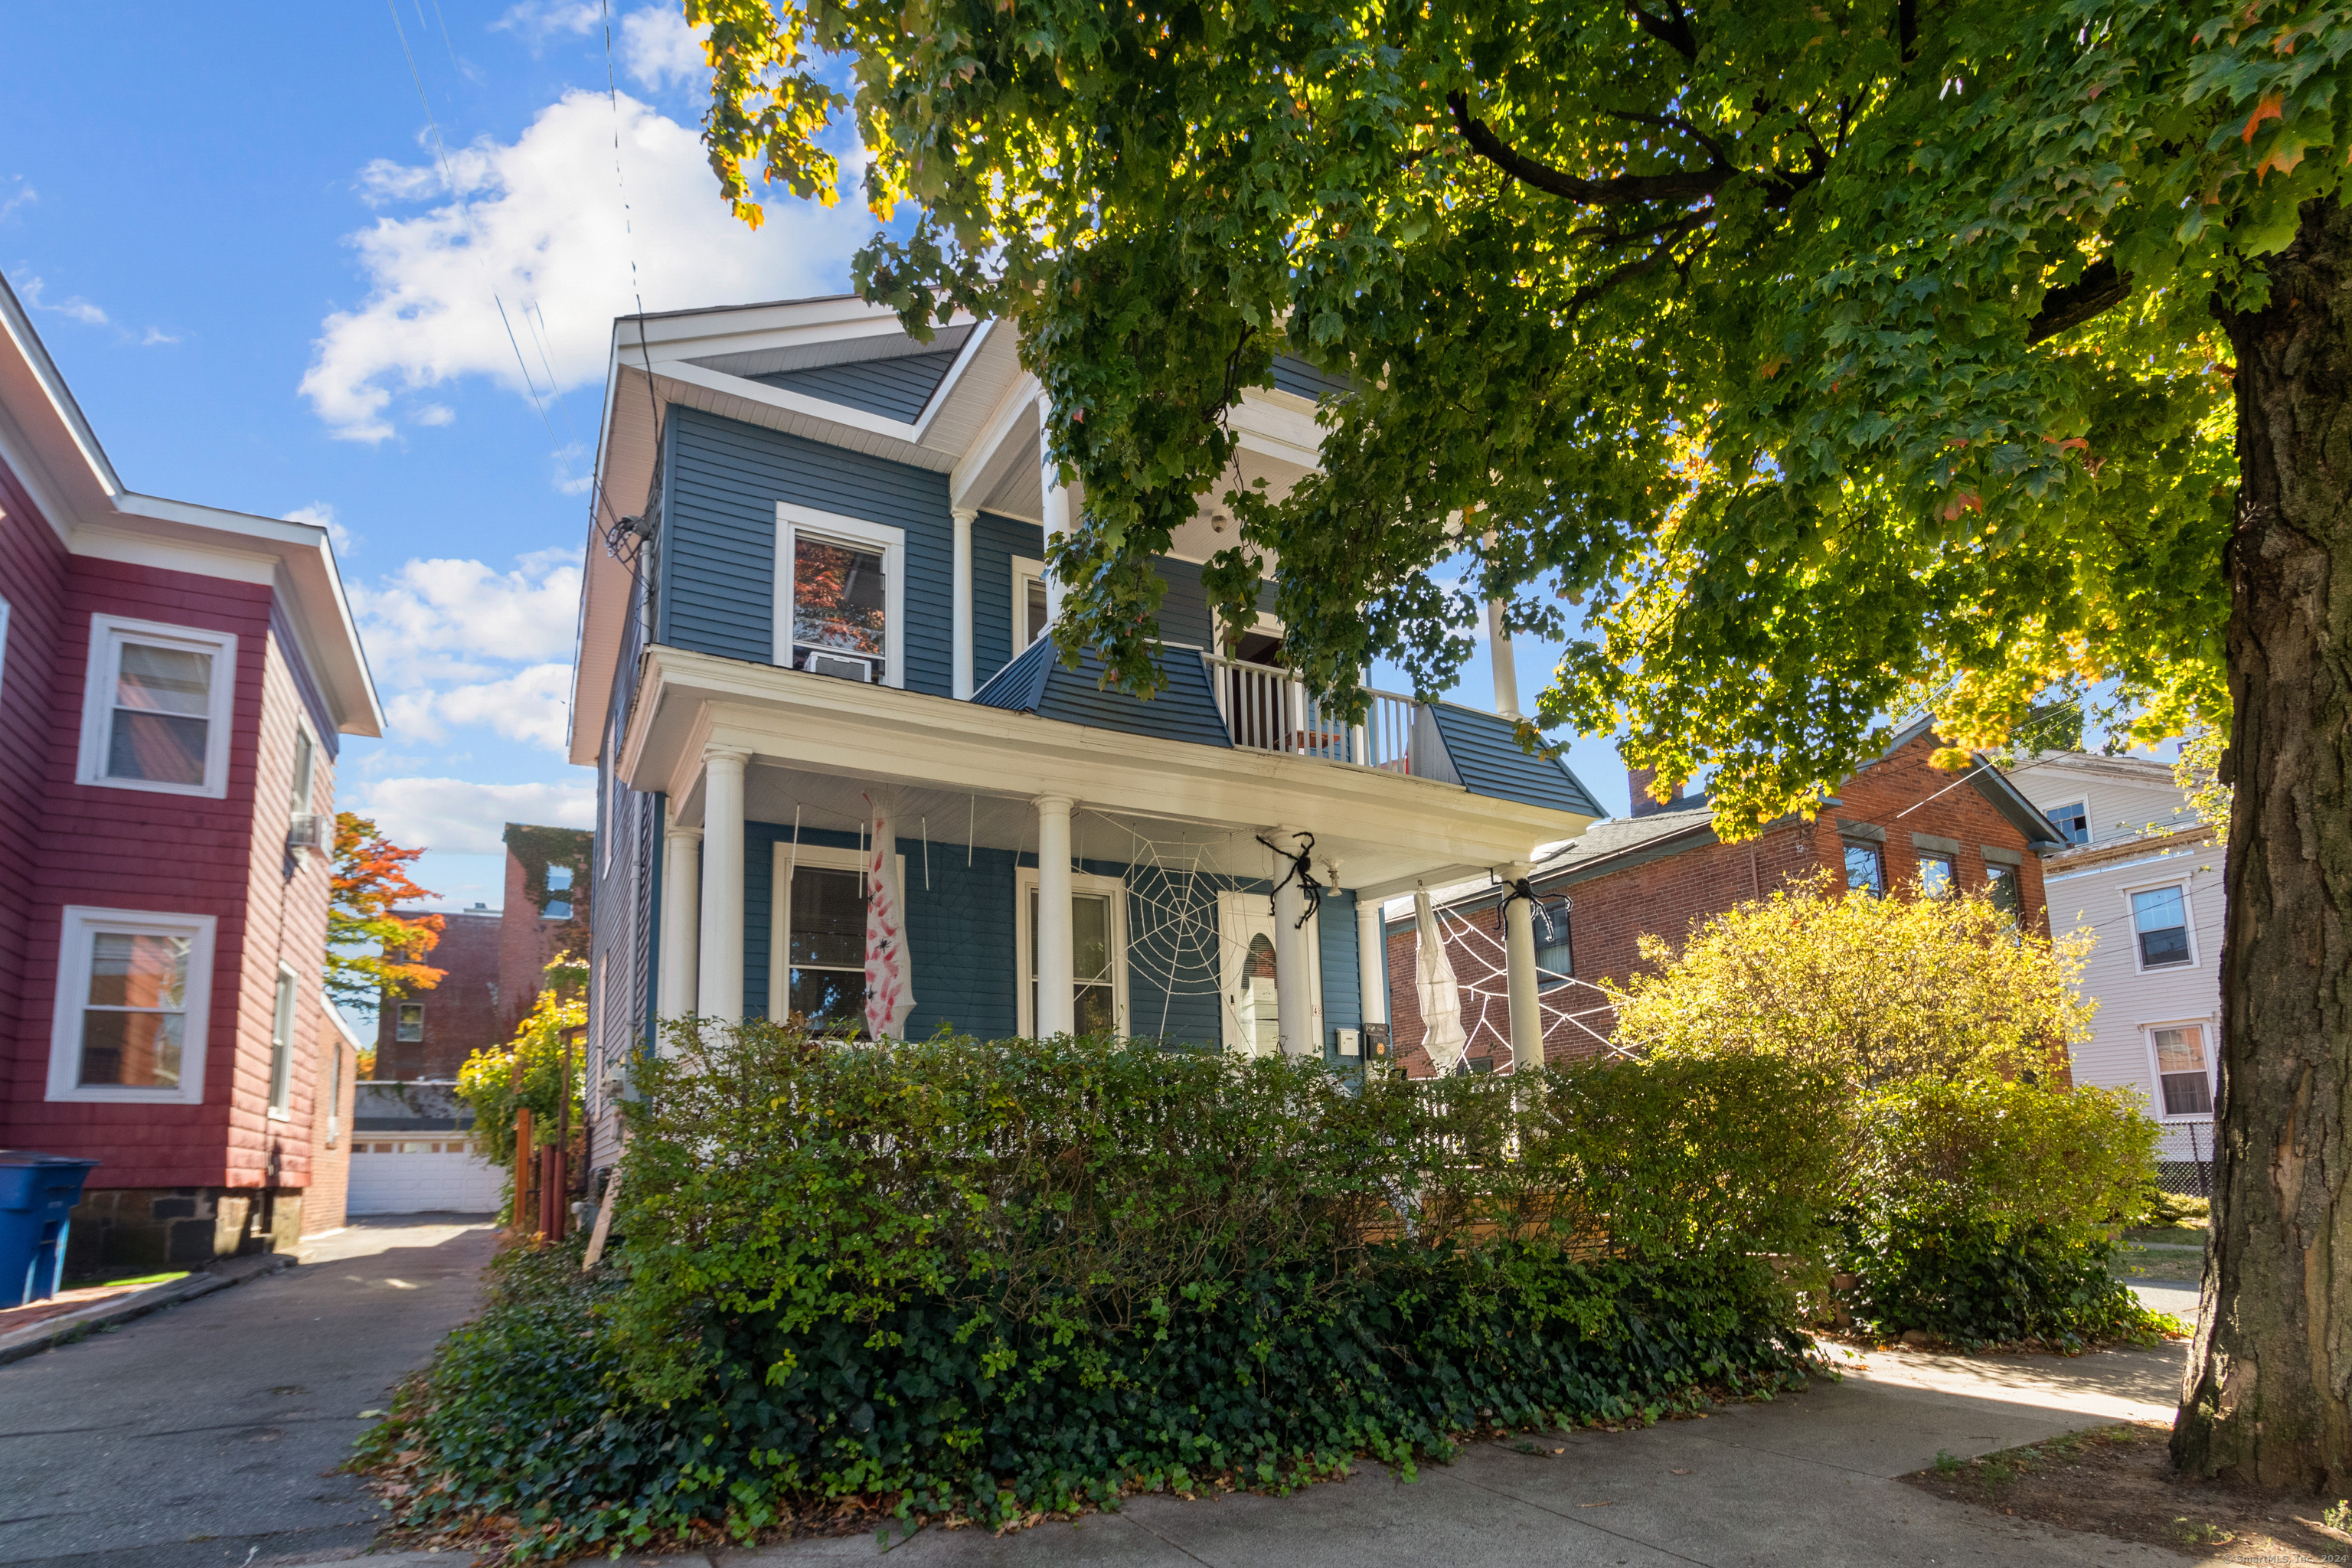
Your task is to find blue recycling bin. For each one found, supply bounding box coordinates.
[0,1152,101,1309]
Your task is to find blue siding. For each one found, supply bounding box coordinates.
[972,511,1044,681]
[1318,888,1361,1059]
[1270,354,1351,403]
[661,407,956,697]
[750,350,959,423]
[1426,703,1606,817]
[1154,556,1215,647]
[1125,863,1229,1048]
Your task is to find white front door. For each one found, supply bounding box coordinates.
[1217,892,1321,1055]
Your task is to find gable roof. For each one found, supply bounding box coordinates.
[1880,716,2069,850]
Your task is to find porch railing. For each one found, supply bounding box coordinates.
[1201,653,1423,774]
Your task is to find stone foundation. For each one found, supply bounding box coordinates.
[64,1187,305,1276]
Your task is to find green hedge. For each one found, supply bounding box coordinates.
[1838,1075,2174,1347]
[367,1028,1845,1556]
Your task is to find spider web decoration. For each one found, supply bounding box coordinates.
[1429,906,1633,1068]
[1085,812,1279,1045]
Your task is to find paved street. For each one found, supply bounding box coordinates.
[0,1217,496,1568]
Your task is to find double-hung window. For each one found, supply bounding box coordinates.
[394,1002,425,1042]
[78,616,237,797]
[2150,1023,2216,1116]
[1011,556,1050,652]
[1017,869,1128,1037]
[1844,841,1886,897]
[1916,852,1956,899]
[268,965,296,1118]
[47,906,216,1104]
[775,504,906,686]
[1534,897,1573,985]
[2131,884,2194,969]
[766,841,907,1034]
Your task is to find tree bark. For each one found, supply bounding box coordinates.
[2176,195,2352,1492]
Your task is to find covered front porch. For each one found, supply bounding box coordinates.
[622,646,1600,1064]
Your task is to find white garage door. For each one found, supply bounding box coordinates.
[348,1137,507,1215]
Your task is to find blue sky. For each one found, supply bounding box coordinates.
[2,2,1632,919]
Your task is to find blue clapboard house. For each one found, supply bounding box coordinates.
[568,294,1603,1122]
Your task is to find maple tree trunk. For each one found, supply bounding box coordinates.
[2175,195,2352,1491]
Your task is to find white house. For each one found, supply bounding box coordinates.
[2009,751,2221,1186]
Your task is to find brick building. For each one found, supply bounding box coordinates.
[1384,720,2068,1076]
[370,822,593,1082]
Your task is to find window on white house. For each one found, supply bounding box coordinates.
[395,1002,424,1042]
[47,907,216,1104]
[269,967,296,1117]
[788,864,869,1029]
[1534,897,1573,985]
[1917,852,1956,899]
[776,506,906,686]
[2152,1024,2214,1116]
[1844,841,1885,897]
[2132,884,2194,968]
[78,617,237,796]
[2046,799,2090,844]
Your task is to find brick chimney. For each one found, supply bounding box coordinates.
[1625,763,1685,818]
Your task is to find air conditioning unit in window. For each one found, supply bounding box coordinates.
[286,812,331,855]
[805,652,874,682]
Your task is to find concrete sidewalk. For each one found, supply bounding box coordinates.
[634,1341,2198,1568]
[0,1215,497,1568]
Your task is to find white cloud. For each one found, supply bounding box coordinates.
[412,403,455,426]
[622,5,707,89]
[492,0,601,47]
[19,274,108,325]
[139,326,179,346]
[283,501,358,557]
[302,85,869,443]
[387,662,575,750]
[0,181,34,224]
[351,546,581,754]
[353,776,594,857]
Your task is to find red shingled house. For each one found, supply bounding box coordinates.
[1383,719,2069,1076]
[0,272,382,1266]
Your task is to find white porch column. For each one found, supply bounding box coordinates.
[951,506,976,699]
[1357,893,1387,1030]
[1488,599,1521,720]
[1269,825,1315,1055]
[1035,795,1076,1036]
[1500,863,1542,1073]
[658,811,701,1029]
[697,748,750,1021]
[1038,395,1071,626]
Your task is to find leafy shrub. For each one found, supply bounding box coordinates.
[1840,1076,2173,1346]
[452,958,587,1169]
[371,1027,1846,1556]
[1610,871,2092,1089]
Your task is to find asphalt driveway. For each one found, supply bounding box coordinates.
[0,1216,497,1568]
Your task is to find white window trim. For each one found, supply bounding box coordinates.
[1011,554,1047,654]
[2141,1016,2219,1122]
[2122,876,2200,973]
[1017,867,1131,1037]
[267,962,297,1119]
[77,613,238,799]
[47,906,217,1106]
[774,502,906,689]
[767,840,908,1023]
[289,717,319,814]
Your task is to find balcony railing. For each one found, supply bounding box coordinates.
[1202,653,1425,774]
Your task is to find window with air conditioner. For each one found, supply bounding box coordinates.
[47,906,216,1105]
[77,616,237,798]
[775,504,905,688]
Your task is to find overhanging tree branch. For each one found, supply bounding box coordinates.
[1625,0,1698,60]
[1449,91,1729,205]
[2026,256,2134,343]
